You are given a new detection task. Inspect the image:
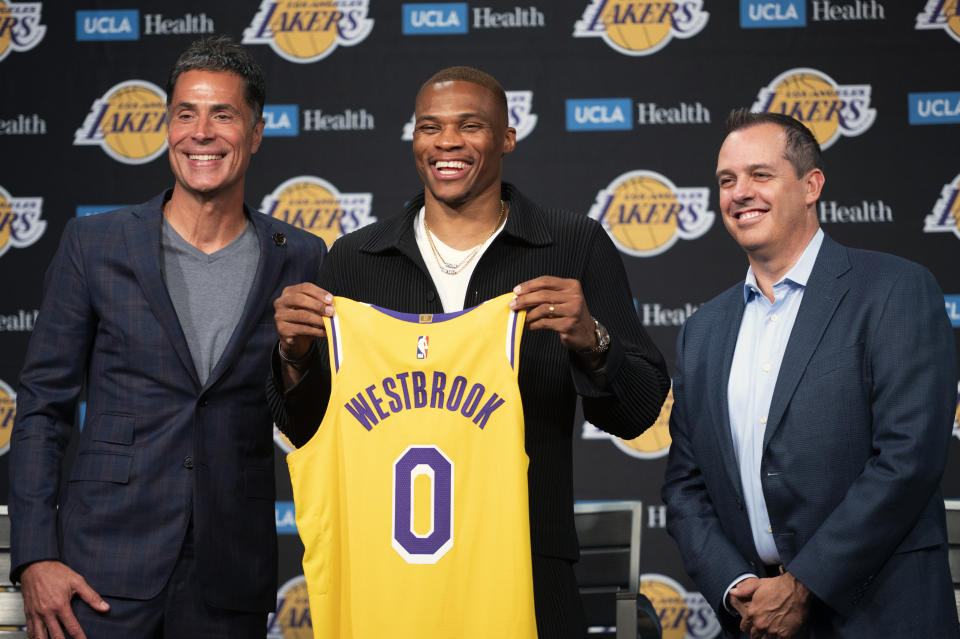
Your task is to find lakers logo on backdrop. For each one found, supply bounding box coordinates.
[916,0,960,43]
[588,170,713,257]
[924,173,960,240]
[243,0,374,63]
[260,176,375,247]
[752,68,876,150]
[0,184,45,259]
[0,1,46,63]
[0,379,16,456]
[583,387,673,459]
[641,574,721,638]
[266,576,312,639]
[573,0,709,56]
[73,80,167,165]
[401,90,538,141]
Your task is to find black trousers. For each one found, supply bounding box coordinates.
[533,554,588,639]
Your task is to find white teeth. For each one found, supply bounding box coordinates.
[435,160,467,170]
[739,211,763,221]
[188,154,223,161]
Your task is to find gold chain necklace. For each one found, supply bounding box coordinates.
[423,200,505,276]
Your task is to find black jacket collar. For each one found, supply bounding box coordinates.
[359,182,554,257]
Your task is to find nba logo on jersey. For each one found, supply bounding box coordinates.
[417,336,429,359]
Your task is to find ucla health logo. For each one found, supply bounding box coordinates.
[916,0,960,43]
[583,387,673,459]
[260,176,375,247]
[588,170,713,257]
[740,0,805,28]
[263,104,299,136]
[923,173,960,240]
[402,90,538,140]
[566,98,632,131]
[573,0,708,56]
[0,184,44,259]
[275,501,297,534]
[641,574,721,638]
[946,295,960,328]
[403,3,468,34]
[76,10,139,41]
[243,0,373,63]
[752,68,875,150]
[0,378,14,456]
[266,575,312,639]
[908,91,960,125]
[0,1,46,62]
[76,205,124,217]
[74,80,167,165]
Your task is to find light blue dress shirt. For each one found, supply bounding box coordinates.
[728,228,824,566]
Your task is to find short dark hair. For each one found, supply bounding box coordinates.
[415,66,508,126]
[165,35,265,122]
[725,108,823,177]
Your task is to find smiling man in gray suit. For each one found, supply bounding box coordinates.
[9,36,324,639]
[663,109,959,639]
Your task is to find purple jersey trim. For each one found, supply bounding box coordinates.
[330,317,341,373]
[509,311,520,370]
[371,305,472,323]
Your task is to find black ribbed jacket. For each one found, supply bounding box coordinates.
[267,183,670,561]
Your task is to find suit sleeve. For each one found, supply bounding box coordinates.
[574,225,671,438]
[786,264,957,616]
[9,219,97,580]
[661,320,754,634]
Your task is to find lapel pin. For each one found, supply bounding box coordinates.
[273,232,286,247]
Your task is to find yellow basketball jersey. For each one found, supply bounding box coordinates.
[287,293,538,639]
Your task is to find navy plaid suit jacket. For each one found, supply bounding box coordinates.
[663,235,960,638]
[9,191,326,612]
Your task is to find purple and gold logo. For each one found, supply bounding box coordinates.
[924,173,960,240]
[73,80,167,165]
[641,573,721,638]
[752,68,875,150]
[260,176,375,247]
[243,0,374,63]
[588,170,713,257]
[0,1,46,63]
[0,378,16,456]
[916,0,960,43]
[0,184,44,259]
[267,575,312,639]
[573,0,708,56]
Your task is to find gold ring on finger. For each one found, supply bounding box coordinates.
[548,304,555,318]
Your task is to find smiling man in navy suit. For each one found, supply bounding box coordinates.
[663,109,959,639]
[9,36,325,639]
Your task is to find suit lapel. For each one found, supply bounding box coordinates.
[762,236,851,451]
[123,193,200,388]
[203,209,286,391]
[716,288,748,499]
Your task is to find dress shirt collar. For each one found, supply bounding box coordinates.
[742,228,825,304]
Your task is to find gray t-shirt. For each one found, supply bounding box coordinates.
[161,218,260,385]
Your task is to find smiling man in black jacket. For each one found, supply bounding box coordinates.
[267,66,669,638]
